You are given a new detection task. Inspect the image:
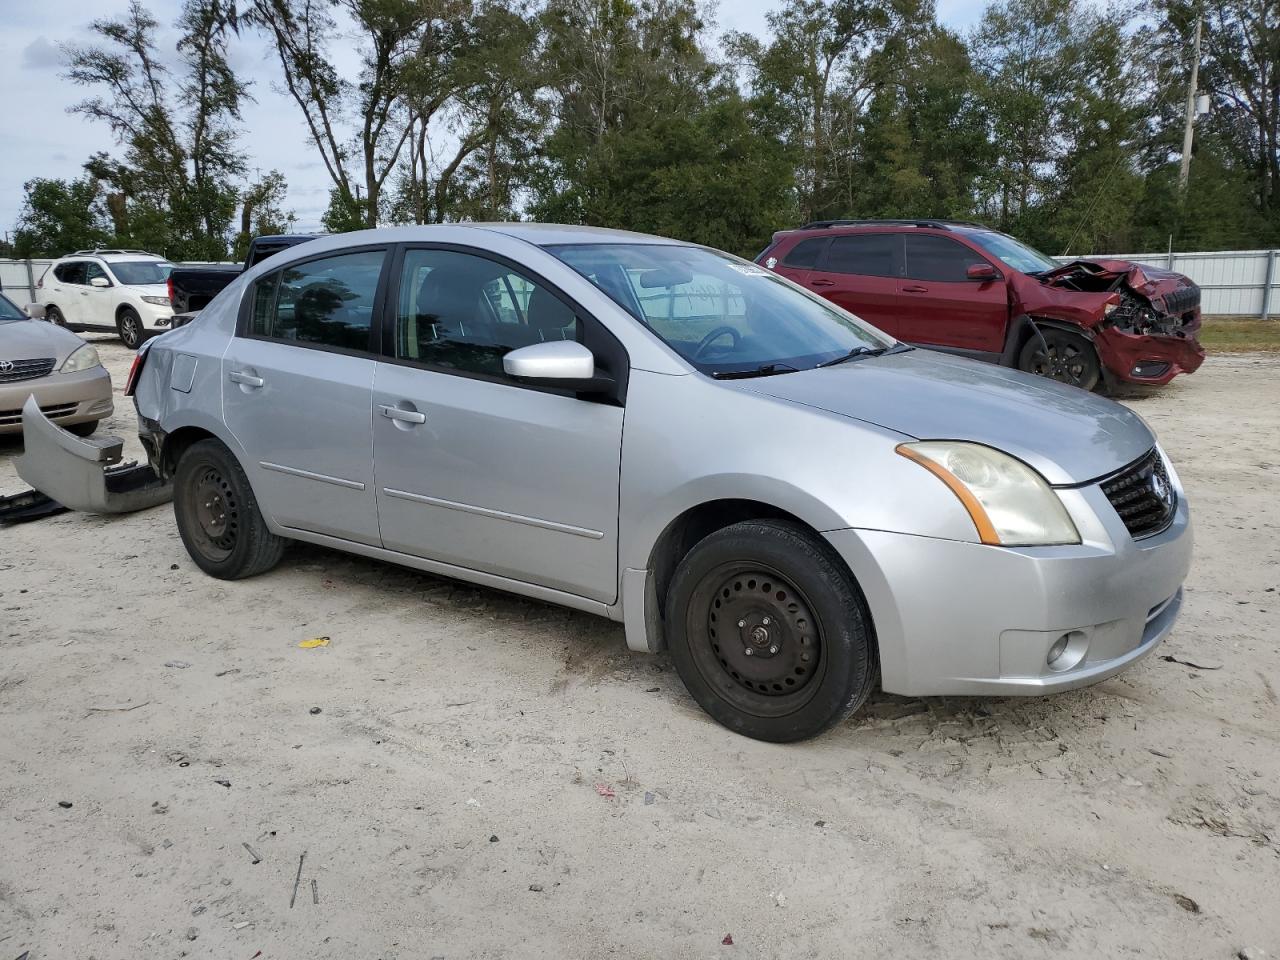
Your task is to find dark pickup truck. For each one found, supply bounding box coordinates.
[168,234,320,320]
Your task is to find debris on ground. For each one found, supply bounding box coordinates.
[297,636,330,649]
[214,779,231,788]
[1160,654,1223,670]
[289,850,307,908]
[529,883,544,892]
[489,835,499,843]
[165,660,192,669]
[243,843,262,864]
[57,800,73,809]
[722,934,734,945]
[1173,894,1200,913]
[594,783,615,799]
[309,707,322,715]
[311,878,319,905]
[644,792,655,805]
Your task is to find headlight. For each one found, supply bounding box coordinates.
[59,343,101,373]
[141,295,170,306]
[897,441,1080,546]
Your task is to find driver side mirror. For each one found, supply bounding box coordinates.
[503,341,614,394]
[89,276,111,288]
[966,263,998,281]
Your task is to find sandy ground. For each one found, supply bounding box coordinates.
[1,336,1278,960]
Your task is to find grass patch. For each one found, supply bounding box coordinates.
[1199,319,1280,353]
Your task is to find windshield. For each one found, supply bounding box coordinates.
[548,243,893,376]
[959,230,1060,274]
[110,260,174,285]
[0,294,25,323]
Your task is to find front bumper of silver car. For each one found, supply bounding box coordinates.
[827,480,1193,697]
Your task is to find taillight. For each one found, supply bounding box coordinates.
[167,277,175,305]
[124,349,147,397]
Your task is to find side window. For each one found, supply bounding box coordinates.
[56,262,87,285]
[781,238,828,269]
[84,262,109,285]
[904,235,990,282]
[248,249,385,351]
[395,249,582,377]
[825,235,900,277]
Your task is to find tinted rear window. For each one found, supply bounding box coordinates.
[825,234,900,277]
[781,238,828,268]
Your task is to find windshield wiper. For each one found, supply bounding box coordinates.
[816,342,913,368]
[711,362,799,380]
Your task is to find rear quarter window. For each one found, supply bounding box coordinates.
[781,237,828,269]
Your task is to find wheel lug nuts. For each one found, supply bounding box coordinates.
[762,617,771,625]
[744,647,754,656]
[769,645,779,654]
[738,620,746,628]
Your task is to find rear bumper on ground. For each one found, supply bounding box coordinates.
[0,365,113,435]
[825,482,1193,697]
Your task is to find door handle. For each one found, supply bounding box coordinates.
[228,370,265,388]
[902,285,929,293]
[379,404,426,425]
[809,279,835,287]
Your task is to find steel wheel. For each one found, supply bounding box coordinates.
[183,465,240,564]
[1019,328,1100,391]
[685,561,827,718]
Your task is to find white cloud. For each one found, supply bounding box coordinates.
[20,36,61,70]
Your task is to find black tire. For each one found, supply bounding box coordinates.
[1018,326,1101,391]
[665,520,877,742]
[173,438,285,579]
[46,305,66,327]
[68,421,99,437]
[117,307,145,349]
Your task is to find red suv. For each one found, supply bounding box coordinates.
[757,220,1205,391]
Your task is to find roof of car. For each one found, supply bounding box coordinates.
[796,219,988,231]
[64,250,169,262]
[464,222,686,247]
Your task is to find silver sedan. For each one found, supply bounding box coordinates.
[18,225,1192,741]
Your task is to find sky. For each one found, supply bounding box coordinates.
[0,0,988,239]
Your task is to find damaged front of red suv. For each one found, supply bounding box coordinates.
[1012,260,1206,387]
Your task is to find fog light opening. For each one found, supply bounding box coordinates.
[1046,630,1088,672]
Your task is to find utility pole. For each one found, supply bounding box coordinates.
[1177,14,1203,199]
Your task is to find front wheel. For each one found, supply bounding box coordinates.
[174,439,285,579]
[117,307,146,350]
[665,520,877,742]
[1018,327,1100,391]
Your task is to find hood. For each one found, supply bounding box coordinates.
[0,318,87,365]
[732,349,1154,485]
[1041,259,1197,316]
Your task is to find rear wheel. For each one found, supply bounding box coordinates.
[117,307,145,350]
[1018,327,1100,391]
[665,520,876,742]
[174,439,285,579]
[46,305,66,327]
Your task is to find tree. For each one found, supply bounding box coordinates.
[12,177,113,258]
[234,171,298,259]
[63,0,248,258]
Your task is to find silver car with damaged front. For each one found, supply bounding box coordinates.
[17,224,1192,742]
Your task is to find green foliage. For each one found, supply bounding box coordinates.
[12,177,113,258]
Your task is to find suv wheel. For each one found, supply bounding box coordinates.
[117,307,145,349]
[1019,327,1101,391]
[174,439,286,579]
[665,520,877,742]
[46,305,67,326]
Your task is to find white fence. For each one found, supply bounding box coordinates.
[1053,249,1278,319]
[3,249,1278,319]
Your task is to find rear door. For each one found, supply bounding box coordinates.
[371,246,625,603]
[50,262,86,325]
[803,233,905,336]
[221,246,388,546]
[897,235,1008,355]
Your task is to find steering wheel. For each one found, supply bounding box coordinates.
[692,325,741,360]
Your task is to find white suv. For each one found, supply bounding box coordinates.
[36,250,175,349]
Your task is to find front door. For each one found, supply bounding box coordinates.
[896,235,1009,355]
[371,247,624,603]
[805,233,905,336]
[221,247,389,546]
[82,261,115,329]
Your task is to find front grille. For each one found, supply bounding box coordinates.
[1100,449,1177,539]
[1163,282,1200,317]
[0,401,77,427]
[0,358,56,383]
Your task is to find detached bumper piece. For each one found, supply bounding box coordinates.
[14,395,172,515]
[0,487,69,525]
